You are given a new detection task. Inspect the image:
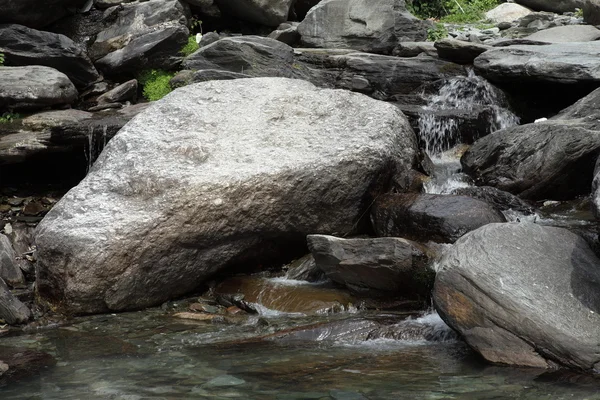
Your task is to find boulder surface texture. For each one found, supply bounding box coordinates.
[35,77,418,315]
[434,222,600,371]
[0,0,87,29]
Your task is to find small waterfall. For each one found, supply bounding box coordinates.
[84,124,110,174]
[418,69,519,156]
[418,70,519,194]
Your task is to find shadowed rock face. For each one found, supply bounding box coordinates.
[371,193,506,243]
[0,0,87,29]
[34,77,418,315]
[434,222,600,371]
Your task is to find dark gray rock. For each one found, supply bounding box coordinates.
[307,235,433,297]
[474,42,600,84]
[0,235,24,287]
[0,24,100,88]
[185,0,221,17]
[268,23,300,46]
[283,254,324,282]
[182,36,295,77]
[96,25,189,76]
[215,0,294,26]
[97,80,138,104]
[0,0,87,29]
[34,78,418,314]
[371,193,506,243]
[583,0,600,25]
[199,31,220,47]
[0,278,30,324]
[298,0,431,54]
[462,87,600,200]
[524,25,600,42]
[0,66,78,112]
[434,222,600,371]
[435,38,491,65]
[393,42,437,57]
[514,0,584,13]
[451,186,535,215]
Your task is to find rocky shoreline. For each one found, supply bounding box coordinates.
[1,0,600,383]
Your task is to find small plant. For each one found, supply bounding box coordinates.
[0,112,21,123]
[408,0,500,23]
[180,35,200,57]
[427,23,449,41]
[0,53,4,66]
[137,70,175,101]
[575,8,584,17]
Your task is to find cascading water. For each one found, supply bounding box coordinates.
[417,69,519,194]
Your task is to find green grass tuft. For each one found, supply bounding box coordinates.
[180,35,200,57]
[409,0,500,23]
[137,70,176,102]
[0,112,20,123]
[427,23,449,41]
[0,53,4,66]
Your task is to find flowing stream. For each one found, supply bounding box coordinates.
[2,73,600,398]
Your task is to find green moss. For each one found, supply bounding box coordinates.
[137,69,175,102]
[0,53,4,66]
[180,35,200,57]
[409,0,500,23]
[427,23,448,41]
[0,112,20,123]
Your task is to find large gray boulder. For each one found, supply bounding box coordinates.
[485,3,533,24]
[583,0,600,25]
[434,222,600,371]
[0,24,100,88]
[90,0,190,74]
[215,0,294,26]
[371,193,506,243]
[297,0,430,54]
[462,87,600,200]
[34,77,418,315]
[0,0,87,29]
[182,36,295,77]
[523,25,600,43]
[307,235,433,297]
[474,42,600,85]
[514,0,584,13]
[0,66,78,111]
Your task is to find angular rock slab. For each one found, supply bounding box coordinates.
[215,0,294,26]
[0,234,24,287]
[307,235,433,296]
[0,0,87,29]
[514,0,584,13]
[524,25,600,43]
[35,77,418,315]
[474,42,600,84]
[298,0,430,54]
[434,222,600,371]
[462,87,600,200]
[0,66,78,111]
[0,24,100,88]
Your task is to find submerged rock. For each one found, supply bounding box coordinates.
[0,346,55,386]
[307,235,433,297]
[434,222,600,371]
[371,193,506,243]
[462,87,600,200]
[35,77,418,314]
[297,0,430,54]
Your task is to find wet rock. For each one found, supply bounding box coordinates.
[283,254,324,282]
[524,25,600,42]
[485,3,533,23]
[584,0,600,25]
[0,0,87,29]
[0,346,55,385]
[307,235,433,297]
[392,42,437,57]
[182,36,295,77]
[173,311,216,321]
[34,78,418,314]
[462,87,600,200]
[215,276,355,314]
[0,278,31,324]
[0,66,77,111]
[0,235,24,287]
[434,38,491,65]
[215,0,294,26]
[515,0,584,13]
[297,0,431,54]
[451,186,535,215]
[371,193,506,243]
[474,42,600,85]
[0,24,100,88]
[264,318,380,342]
[90,0,190,75]
[96,80,138,105]
[434,222,600,371]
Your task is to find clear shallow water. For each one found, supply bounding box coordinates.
[1,307,600,400]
